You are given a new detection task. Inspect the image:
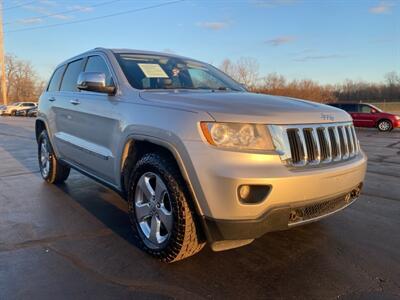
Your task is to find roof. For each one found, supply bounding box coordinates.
[53,47,206,73]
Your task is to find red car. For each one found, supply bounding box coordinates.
[327,103,400,132]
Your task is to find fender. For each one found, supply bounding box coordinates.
[119,133,209,219]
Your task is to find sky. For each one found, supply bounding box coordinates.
[3,0,399,84]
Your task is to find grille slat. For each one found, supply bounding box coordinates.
[317,128,329,161]
[278,122,359,167]
[328,127,339,160]
[346,125,355,156]
[351,126,359,153]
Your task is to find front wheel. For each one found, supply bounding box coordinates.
[127,153,205,262]
[38,131,70,184]
[377,120,393,132]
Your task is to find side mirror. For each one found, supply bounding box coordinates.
[77,72,116,95]
[371,109,377,114]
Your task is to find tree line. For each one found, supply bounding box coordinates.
[220,58,400,103]
[0,54,398,104]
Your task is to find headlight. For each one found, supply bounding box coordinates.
[200,122,275,151]
[395,115,400,120]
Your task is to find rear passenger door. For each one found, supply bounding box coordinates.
[52,58,86,161]
[40,64,66,149]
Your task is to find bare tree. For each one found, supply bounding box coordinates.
[219,57,260,89]
[385,71,400,86]
[1,54,43,103]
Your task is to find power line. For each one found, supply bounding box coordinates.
[2,1,36,11]
[4,0,122,26]
[5,0,185,33]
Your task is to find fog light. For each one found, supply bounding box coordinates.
[239,185,251,200]
[238,185,272,204]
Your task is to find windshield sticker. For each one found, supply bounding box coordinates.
[138,63,168,78]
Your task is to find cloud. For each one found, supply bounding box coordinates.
[293,54,345,62]
[265,36,296,46]
[251,0,298,8]
[197,22,229,31]
[38,0,56,6]
[369,2,394,14]
[22,4,73,21]
[18,17,43,24]
[68,5,93,13]
[51,14,72,20]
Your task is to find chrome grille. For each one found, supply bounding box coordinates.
[269,122,359,167]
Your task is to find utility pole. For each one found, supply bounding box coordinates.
[0,0,7,106]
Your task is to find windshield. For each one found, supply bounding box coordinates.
[115,53,244,91]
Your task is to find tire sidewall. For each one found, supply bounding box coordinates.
[127,154,185,259]
[38,131,56,182]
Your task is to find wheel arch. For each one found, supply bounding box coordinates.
[35,118,48,141]
[119,136,206,218]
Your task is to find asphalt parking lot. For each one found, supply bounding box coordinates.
[0,117,399,300]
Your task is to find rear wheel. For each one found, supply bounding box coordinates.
[377,120,392,132]
[127,153,205,262]
[38,131,70,184]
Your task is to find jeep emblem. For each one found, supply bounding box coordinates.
[321,113,334,121]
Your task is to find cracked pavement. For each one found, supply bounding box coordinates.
[0,117,399,299]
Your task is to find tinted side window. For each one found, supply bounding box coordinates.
[47,65,65,92]
[84,56,113,86]
[60,59,85,92]
[341,104,357,112]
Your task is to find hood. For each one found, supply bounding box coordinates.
[139,90,351,124]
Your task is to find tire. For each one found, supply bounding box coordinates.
[37,130,70,184]
[127,153,205,263]
[11,110,16,116]
[377,119,393,132]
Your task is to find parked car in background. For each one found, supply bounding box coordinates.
[2,102,37,116]
[15,106,38,117]
[0,105,6,115]
[26,107,38,117]
[327,102,400,132]
[36,48,367,262]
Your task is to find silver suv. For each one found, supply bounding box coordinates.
[36,48,367,262]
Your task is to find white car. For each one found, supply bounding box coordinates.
[2,102,37,116]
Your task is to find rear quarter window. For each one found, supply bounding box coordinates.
[47,65,66,92]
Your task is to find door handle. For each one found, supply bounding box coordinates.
[70,99,80,105]
[48,97,56,102]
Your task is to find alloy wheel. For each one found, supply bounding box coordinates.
[134,172,173,249]
[40,138,50,178]
[378,121,391,131]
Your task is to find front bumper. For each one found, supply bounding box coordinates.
[182,140,367,242]
[203,183,362,242]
